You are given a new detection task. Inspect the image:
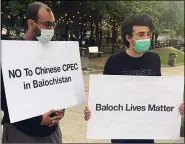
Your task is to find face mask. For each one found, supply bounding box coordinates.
[131,38,151,53]
[36,29,54,43]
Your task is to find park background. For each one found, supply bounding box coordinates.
[1,0,184,143]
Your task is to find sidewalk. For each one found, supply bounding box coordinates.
[60,65,184,143]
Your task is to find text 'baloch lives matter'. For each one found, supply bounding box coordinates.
[8,63,78,90]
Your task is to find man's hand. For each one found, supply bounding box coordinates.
[84,105,91,121]
[179,101,184,115]
[48,109,65,127]
[55,109,65,116]
[41,110,62,126]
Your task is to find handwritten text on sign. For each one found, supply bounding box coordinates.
[87,75,184,140]
[2,41,85,123]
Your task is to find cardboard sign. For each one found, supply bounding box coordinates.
[87,75,184,139]
[2,40,85,123]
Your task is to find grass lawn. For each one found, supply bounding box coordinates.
[88,47,184,70]
[150,47,184,66]
[88,64,104,70]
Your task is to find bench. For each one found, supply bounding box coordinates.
[88,46,103,58]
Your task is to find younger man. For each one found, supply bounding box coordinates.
[84,14,184,143]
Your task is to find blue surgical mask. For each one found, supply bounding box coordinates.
[131,38,151,53]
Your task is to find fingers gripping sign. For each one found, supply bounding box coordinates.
[84,105,91,121]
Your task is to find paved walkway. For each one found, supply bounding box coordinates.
[161,65,184,76]
[60,65,184,143]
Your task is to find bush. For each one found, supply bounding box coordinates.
[150,47,184,65]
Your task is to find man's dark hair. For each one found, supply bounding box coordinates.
[120,13,154,48]
[24,1,51,31]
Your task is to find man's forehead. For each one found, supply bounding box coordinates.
[37,7,55,22]
[133,26,150,32]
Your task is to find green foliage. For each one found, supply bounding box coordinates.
[150,47,184,65]
[1,1,184,38]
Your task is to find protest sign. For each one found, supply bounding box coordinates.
[87,75,184,139]
[2,40,85,123]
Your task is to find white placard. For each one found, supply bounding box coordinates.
[2,40,85,123]
[87,75,184,140]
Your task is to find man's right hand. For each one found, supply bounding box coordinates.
[84,105,91,121]
[41,110,62,126]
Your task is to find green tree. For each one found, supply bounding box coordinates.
[2,0,183,44]
[2,0,33,36]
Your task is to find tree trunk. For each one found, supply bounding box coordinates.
[95,22,99,46]
[111,21,117,54]
[154,32,159,47]
[99,18,103,47]
[79,21,84,47]
[83,28,87,40]
[95,8,100,46]
[106,25,110,46]
[151,32,155,49]
[107,26,110,38]
[155,34,159,43]
[64,23,70,41]
[7,26,10,36]
[64,13,70,41]
[90,20,94,41]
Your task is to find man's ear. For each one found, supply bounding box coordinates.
[126,35,132,43]
[27,19,35,30]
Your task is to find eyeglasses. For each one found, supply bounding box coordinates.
[34,20,56,29]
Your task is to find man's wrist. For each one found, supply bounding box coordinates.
[40,115,43,125]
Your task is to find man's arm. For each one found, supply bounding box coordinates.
[25,109,64,127]
[28,115,43,125]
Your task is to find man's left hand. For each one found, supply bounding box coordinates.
[179,101,184,115]
[49,109,65,127]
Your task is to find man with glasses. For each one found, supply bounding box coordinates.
[23,2,56,42]
[1,2,63,143]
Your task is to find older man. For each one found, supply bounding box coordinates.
[1,2,64,143]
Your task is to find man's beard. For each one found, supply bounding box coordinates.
[33,25,41,40]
